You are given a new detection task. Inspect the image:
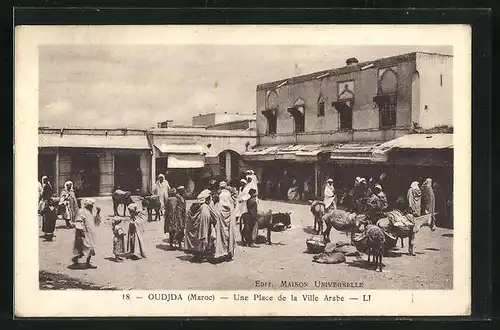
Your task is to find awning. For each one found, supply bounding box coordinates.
[372,134,453,162]
[242,144,332,162]
[39,133,150,149]
[329,142,382,163]
[167,154,205,169]
[154,143,206,155]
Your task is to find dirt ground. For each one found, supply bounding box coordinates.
[39,197,453,290]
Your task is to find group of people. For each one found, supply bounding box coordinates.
[143,169,261,263]
[325,174,441,229]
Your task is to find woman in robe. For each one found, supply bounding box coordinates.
[153,174,171,215]
[164,188,178,248]
[41,198,58,241]
[287,179,300,201]
[39,176,53,215]
[433,181,448,228]
[407,181,422,216]
[421,178,436,231]
[71,198,101,268]
[184,189,218,262]
[59,181,78,228]
[213,184,237,262]
[323,178,337,212]
[126,204,147,259]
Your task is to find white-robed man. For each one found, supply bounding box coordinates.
[236,179,250,230]
[323,178,337,212]
[213,181,237,262]
[153,174,171,215]
[71,198,102,268]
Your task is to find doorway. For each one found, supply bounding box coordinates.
[71,153,100,197]
[38,153,56,185]
[114,154,142,193]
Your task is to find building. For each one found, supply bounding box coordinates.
[38,125,257,197]
[38,127,151,197]
[206,119,256,131]
[192,112,256,127]
[243,52,453,205]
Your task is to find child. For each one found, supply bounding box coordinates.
[112,218,126,262]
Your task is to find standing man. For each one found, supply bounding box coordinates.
[153,174,170,216]
[242,188,259,248]
[39,176,53,215]
[164,188,178,249]
[184,189,218,262]
[235,178,249,232]
[323,178,336,213]
[174,186,187,249]
[71,198,101,269]
[213,181,237,262]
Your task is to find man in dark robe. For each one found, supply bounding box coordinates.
[242,189,259,248]
[184,189,218,262]
[175,186,187,249]
[164,188,178,248]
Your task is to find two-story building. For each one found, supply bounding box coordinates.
[243,52,453,205]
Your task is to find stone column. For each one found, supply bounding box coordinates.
[314,162,320,198]
[140,152,151,194]
[225,151,232,182]
[151,148,157,189]
[55,149,60,196]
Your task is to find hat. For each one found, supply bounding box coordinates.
[127,204,138,214]
[355,177,361,183]
[246,170,251,174]
[219,181,227,188]
[240,178,247,184]
[158,174,165,179]
[359,178,367,183]
[250,170,255,175]
[176,185,185,190]
[82,198,95,208]
[326,178,333,183]
[374,184,382,190]
[197,189,212,202]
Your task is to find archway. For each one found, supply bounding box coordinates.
[218,149,242,186]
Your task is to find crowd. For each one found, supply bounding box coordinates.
[37,167,449,269]
[37,169,266,268]
[320,174,444,230]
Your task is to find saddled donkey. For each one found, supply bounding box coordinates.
[112,189,134,216]
[309,200,326,234]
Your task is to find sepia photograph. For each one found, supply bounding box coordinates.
[15,24,471,317]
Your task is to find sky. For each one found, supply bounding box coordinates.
[39,45,452,128]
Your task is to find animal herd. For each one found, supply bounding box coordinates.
[309,200,434,272]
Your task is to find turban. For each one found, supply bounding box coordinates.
[197,189,212,203]
[374,184,382,190]
[326,178,333,183]
[219,181,227,188]
[158,174,165,179]
[249,188,257,196]
[64,181,73,188]
[82,198,95,208]
[240,178,247,184]
[127,203,139,214]
[246,170,251,174]
[355,177,361,183]
[176,185,185,190]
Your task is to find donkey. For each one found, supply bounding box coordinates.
[309,200,326,234]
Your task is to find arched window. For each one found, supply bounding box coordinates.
[317,94,325,117]
[374,67,398,128]
[287,97,305,133]
[262,90,278,135]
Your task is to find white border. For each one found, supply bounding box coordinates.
[14,24,471,317]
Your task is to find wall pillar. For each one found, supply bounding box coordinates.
[55,149,60,196]
[99,151,114,196]
[225,151,232,182]
[151,148,157,189]
[140,152,151,194]
[314,162,320,198]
